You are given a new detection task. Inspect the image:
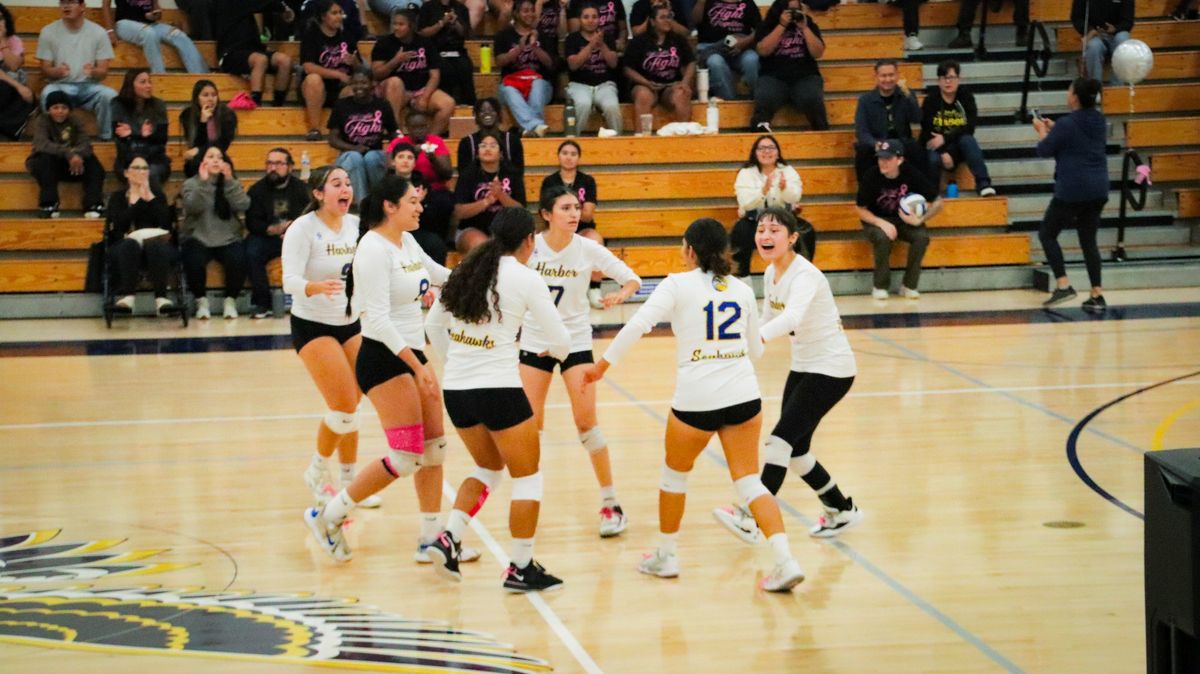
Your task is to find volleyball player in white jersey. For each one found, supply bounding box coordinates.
[284,166,381,510]
[302,174,479,565]
[583,219,805,592]
[424,207,572,593]
[712,207,863,542]
[520,186,641,538]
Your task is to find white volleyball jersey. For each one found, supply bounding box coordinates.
[602,269,762,411]
[426,256,570,390]
[760,255,857,378]
[281,211,361,325]
[352,230,449,355]
[521,234,641,353]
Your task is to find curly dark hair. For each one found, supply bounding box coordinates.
[440,207,534,324]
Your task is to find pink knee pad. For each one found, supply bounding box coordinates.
[386,425,425,456]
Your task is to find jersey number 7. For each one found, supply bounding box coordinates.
[547,285,565,306]
[703,301,742,340]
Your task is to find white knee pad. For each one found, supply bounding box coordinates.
[578,427,607,454]
[763,435,792,468]
[660,465,689,494]
[790,452,816,475]
[323,409,359,435]
[511,472,543,501]
[421,437,447,467]
[383,453,419,478]
[470,467,504,491]
[735,474,770,504]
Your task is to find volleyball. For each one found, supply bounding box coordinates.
[899,194,929,218]
[1112,40,1154,85]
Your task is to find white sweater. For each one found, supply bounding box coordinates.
[734,164,803,218]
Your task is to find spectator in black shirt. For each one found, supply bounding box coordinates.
[245,148,309,317]
[855,139,942,299]
[853,59,923,180]
[693,0,760,101]
[214,0,295,106]
[567,0,627,51]
[417,0,476,105]
[457,97,525,170]
[751,0,825,132]
[564,2,623,134]
[624,5,696,126]
[300,0,360,141]
[111,68,170,188]
[328,70,398,205]
[453,130,526,252]
[179,80,238,178]
[919,60,994,195]
[0,4,34,140]
[105,153,177,314]
[630,0,689,36]
[372,10,456,135]
[495,0,556,137]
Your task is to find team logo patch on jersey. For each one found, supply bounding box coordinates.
[711,276,729,292]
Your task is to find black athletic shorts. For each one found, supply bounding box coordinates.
[671,399,762,433]
[355,337,427,394]
[443,387,533,431]
[220,48,275,76]
[291,314,361,353]
[518,349,594,373]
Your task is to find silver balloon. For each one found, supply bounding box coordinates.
[1112,39,1154,85]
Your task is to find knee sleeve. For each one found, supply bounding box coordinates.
[470,466,503,492]
[421,436,447,467]
[578,427,607,454]
[511,472,543,501]
[734,474,770,504]
[763,435,792,468]
[790,453,816,475]
[323,409,359,435]
[660,465,689,494]
[384,424,424,477]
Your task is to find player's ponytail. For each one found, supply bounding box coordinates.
[684,218,733,278]
[442,207,534,324]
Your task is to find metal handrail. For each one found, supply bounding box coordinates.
[1112,149,1149,262]
[1016,21,1053,122]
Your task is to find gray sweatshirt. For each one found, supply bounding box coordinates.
[180,174,251,247]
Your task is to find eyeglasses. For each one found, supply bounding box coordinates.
[128,165,151,171]
[756,145,779,152]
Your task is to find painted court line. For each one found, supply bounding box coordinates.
[601,377,1026,674]
[441,481,605,674]
[5,380,1199,431]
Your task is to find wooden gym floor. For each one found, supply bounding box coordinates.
[0,288,1198,673]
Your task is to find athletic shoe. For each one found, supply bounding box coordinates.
[755,122,773,134]
[251,306,274,319]
[809,499,864,538]
[712,503,762,544]
[979,185,997,197]
[871,287,889,300]
[356,493,383,509]
[947,31,972,49]
[637,549,679,578]
[223,296,238,319]
[597,127,619,138]
[599,504,628,538]
[760,558,805,592]
[114,295,135,313]
[587,287,605,310]
[1081,294,1107,313]
[40,204,60,219]
[426,531,463,582]
[502,559,564,593]
[900,286,920,299]
[1042,286,1077,307]
[83,204,104,220]
[415,538,481,564]
[155,297,175,315]
[303,462,330,505]
[904,34,924,51]
[303,507,352,562]
[195,296,211,319]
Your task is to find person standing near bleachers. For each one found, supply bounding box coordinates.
[624,4,696,126]
[180,146,251,319]
[0,4,36,140]
[179,80,238,178]
[919,60,995,196]
[101,0,209,74]
[417,0,476,106]
[35,0,118,140]
[111,69,170,189]
[1072,0,1134,85]
[213,0,295,107]
[692,0,761,101]
[245,148,309,318]
[328,70,397,206]
[1034,77,1109,312]
[750,0,827,133]
[27,91,107,219]
[853,59,923,180]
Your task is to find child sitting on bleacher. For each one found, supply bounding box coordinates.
[27,91,107,219]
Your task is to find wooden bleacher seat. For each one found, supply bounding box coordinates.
[1125,116,1200,147]
[1177,189,1200,218]
[0,256,281,293]
[1152,152,1199,182]
[1102,83,1200,115]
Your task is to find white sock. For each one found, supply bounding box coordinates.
[339,463,356,486]
[599,485,617,505]
[658,531,679,557]
[767,533,792,566]
[419,513,440,541]
[323,489,357,526]
[445,509,471,542]
[510,537,534,568]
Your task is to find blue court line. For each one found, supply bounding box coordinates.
[601,377,1026,674]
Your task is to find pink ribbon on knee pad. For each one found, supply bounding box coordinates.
[385,425,425,455]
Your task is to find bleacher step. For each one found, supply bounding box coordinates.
[1032,257,1200,291]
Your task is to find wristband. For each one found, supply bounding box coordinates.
[106,29,114,33]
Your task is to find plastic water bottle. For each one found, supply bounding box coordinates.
[300,151,311,181]
[564,102,577,137]
[706,99,719,134]
[946,181,959,198]
[697,68,709,103]
[479,46,493,74]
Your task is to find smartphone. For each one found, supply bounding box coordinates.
[1031,108,1043,120]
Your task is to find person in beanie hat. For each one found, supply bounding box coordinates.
[26,90,107,218]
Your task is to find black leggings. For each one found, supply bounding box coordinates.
[1038,197,1106,289]
[771,371,854,457]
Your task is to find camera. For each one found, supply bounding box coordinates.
[789,8,803,19]
[723,34,738,48]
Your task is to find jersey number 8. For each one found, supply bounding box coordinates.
[703,301,742,340]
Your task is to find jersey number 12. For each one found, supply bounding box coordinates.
[703,301,742,340]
